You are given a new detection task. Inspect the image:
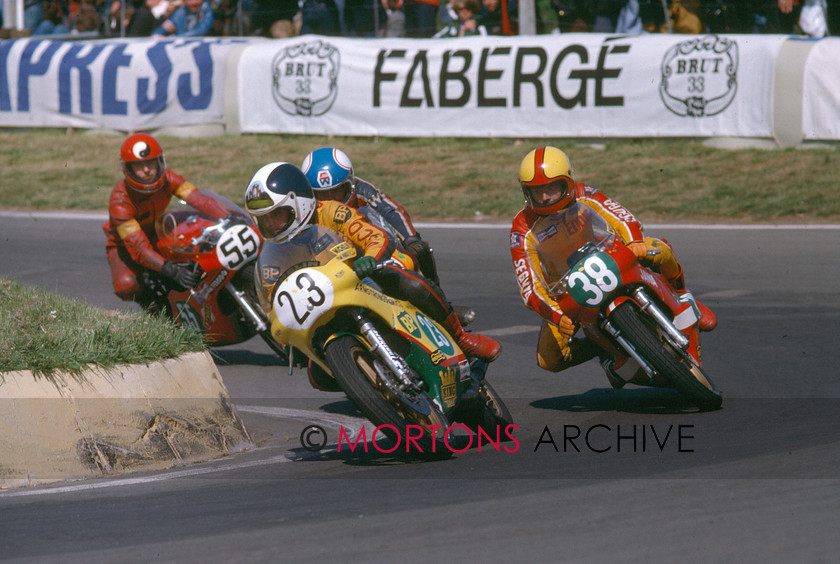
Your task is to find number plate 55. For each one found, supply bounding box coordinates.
[272,269,334,331]
[567,252,622,307]
[216,225,261,270]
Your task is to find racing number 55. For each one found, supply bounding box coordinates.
[218,226,260,270]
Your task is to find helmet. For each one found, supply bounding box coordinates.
[120,133,167,194]
[244,162,316,243]
[519,146,576,216]
[301,147,355,204]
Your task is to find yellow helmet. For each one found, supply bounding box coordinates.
[519,146,576,215]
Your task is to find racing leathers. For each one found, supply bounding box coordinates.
[266,201,501,370]
[104,170,228,301]
[348,177,440,284]
[510,181,690,372]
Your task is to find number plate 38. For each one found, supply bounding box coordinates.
[567,252,622,307]
[273,269,334,331]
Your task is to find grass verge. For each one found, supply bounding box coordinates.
[0,278,206,379]
[1,130,839,222]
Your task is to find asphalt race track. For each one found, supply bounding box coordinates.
[1,212,839,562]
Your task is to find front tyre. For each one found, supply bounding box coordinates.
[609,302,723,411]
[325,335,451,456]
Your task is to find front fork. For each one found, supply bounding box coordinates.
[600,287,689,381]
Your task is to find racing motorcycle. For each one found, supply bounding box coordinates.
[143,191,288,360]
[256,225,514,453]
[536,202,722,411]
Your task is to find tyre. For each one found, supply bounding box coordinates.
[458,381,515,439]
[609,301,723,411]
[325,334,451,455]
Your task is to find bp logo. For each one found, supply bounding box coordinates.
[272,40,339,117]
[659,35,738,117]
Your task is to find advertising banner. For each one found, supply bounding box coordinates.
[236,33,788,138]
[802,37,840,141]
[0,37,247,130]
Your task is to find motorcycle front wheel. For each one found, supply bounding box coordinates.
[325,334,451,456]
[609,302,723,411]
[457,381,515,439]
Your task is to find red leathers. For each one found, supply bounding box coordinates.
[104,134,227,301]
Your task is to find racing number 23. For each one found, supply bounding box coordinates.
[276,272,325,325]
[568,255,619,306]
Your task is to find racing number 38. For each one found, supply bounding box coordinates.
[567,253,621,307]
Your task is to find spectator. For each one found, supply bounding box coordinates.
[152,0,214,36]
[662,0,704,33]
[251,0,300,37]
[25,0,44,33]
[344,0,387,36]
[403,0,438,36]
[127,0,172,35]
[73,0,102,31]
[211,0,240,35]
[551,0,593,32]
[478,0,516,34]
[33,0,70,35]
[433,0,487,36]
[300,0,341,34]
[760,0,802,33]
[380,0,405,36]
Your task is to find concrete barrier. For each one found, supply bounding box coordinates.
[0,351,251,489]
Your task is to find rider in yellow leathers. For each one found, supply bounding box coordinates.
[510,146,716,381]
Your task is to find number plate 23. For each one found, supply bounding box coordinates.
[567,252,622,307]
[272,269,335,331]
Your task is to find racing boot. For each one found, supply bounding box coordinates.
[669,265,717,332]
[442,311,501,363]
[454,304,477,327]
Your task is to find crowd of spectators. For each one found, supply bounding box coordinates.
[6,0,840,39]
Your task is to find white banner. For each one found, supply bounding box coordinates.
[0,37,248,130]
[237,33,788,138]
[802,37,840,141]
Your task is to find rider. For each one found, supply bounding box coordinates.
[104,133,230,311]
[300,147,476,325]
[244,161,502,366]
[510,146,716,380]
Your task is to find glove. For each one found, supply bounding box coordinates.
[160,261,201,290]
[402,235,429,257]
[352,256,378,278]
[555,314,577,361]
[628,241,649,260]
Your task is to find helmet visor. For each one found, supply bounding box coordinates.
[523,177,572,209]
[255,207,295,240]
[313,180,352,204]
[125,156,165,187]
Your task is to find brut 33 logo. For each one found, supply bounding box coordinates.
[272,40,339,117]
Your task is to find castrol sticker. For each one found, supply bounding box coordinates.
[272,269,334,331]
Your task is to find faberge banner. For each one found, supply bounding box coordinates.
[236,33,787,138]
[0,37,248,130]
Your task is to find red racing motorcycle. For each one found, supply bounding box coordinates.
[143,191,287,360]
[536,202,722,411]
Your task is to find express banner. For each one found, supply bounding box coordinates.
[236,33,788,138]
[0,37,248,130]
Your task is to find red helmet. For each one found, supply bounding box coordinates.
[120,133,167,194]
[519,146,576,216]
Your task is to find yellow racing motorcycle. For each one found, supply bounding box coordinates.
[255,225,513,454]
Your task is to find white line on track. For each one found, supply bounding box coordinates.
[0,406,370,500]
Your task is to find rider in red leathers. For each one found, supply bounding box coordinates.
[104,133,229,310]
[510,146,716,379]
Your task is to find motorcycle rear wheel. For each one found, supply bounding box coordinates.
[325,334,451,456]
[609,302,723,411]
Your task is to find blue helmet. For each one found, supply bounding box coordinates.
[301,147,355,204]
